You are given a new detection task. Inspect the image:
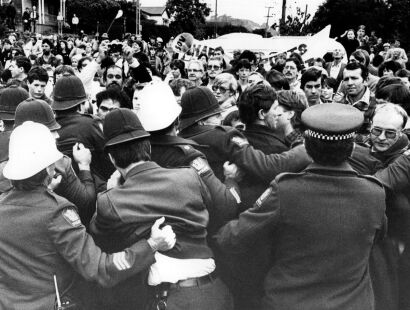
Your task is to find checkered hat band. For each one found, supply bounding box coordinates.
[305,129,355,141]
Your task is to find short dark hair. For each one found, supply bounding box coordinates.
[322,77,338,92]
[170,59,186,78]
[103,65,125,82]
[375,84,410,107]
[27,66,49,83]
[372,54,384,67]
[285,57,302,72]
[344,62,368,81]
[301,68,322,89]
[214,46,225,55]
[106,138,151,169]
[374,76,403,96]
[13,56,31,74]
[266,69,290,91]
[96,88,132,109]
[305,136,354,166]
[234,59,251,73]
[42,38,53,48]
[238,50,257,64]
[11,169,48,191]
[378,60,403,77]
[237,84,277,125]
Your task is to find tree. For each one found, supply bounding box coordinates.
[308,0,410,49]
[166,0,211,39]
[279,6,311,35]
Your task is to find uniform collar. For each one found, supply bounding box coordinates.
[125,161,160,179]
[150,134,199,146]
[304,161,358,175]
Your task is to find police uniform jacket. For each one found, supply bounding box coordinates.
[90,161,212,258]
[217,162,387,310]
[0,155,96,226]
[179,124,311,183]
[0,186,155,310]
[240,123,289,210]
[89,162,214,309]
[150,134,240,231]
[54,156,97,226]
[56,111,114,181]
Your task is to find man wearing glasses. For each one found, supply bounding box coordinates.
[206,57,223,89]
[367,103,409,310]
[187,60,205,87]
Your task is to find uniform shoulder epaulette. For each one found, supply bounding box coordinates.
[215,125,237,133]
[357,174,384,187]
[45,189,77,210]
[274,171,306,184]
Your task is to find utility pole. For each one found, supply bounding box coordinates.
[135,0,141,35]
[214,0,218,38]
[281,0,286,23]
[265,6,274,38]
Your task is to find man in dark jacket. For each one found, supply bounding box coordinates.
[178,86,311,183]
[217,103,387,310]
[90,108,233,310]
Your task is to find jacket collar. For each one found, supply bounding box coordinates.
[125,161,160,179]
[150,134,199,146]
[245,124,286,141]
[304,161,358,176]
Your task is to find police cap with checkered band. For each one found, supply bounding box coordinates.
[302,103,364,141]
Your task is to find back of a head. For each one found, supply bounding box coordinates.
[266,69,290,91]
[376,84,410,108]
[374,76,403,97]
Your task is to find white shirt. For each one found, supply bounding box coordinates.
[329,62,342,79]
[148,253,215,286]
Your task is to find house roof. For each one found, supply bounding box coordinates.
[140,7,166,16]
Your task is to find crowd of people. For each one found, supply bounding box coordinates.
[0,23,410,310]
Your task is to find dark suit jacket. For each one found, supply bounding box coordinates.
[326,61,347,85]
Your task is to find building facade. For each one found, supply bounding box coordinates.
[1,0,63,33]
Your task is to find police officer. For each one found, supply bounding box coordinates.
[52,73,115,182]
[13,98,97,226]
[136,82,241,231]
[0,86,29,193]
[0,121,176,309]
[216,103,387,310]
[90,108,233,310]
[178,86,311,184]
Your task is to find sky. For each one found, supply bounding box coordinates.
[140,0,326,26]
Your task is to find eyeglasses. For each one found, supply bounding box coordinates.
[187,69,202,73]
[207,64,220,70]
[212,85,228,94]
[107,74,122,79]
[370,127,400,139]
